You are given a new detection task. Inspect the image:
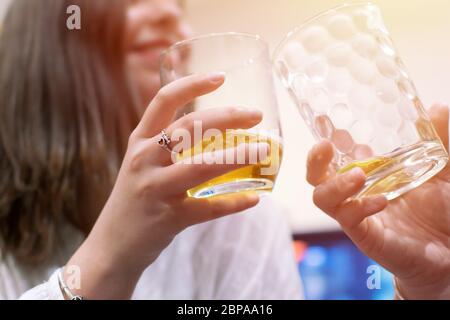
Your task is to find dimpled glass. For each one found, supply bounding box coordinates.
[274,3,448,200]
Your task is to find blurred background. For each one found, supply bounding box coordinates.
[1,0,449,299]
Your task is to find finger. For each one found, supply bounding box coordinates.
[134,73,225,138]
[306,140,335,186]
[428,103,449,152]
[160,142,270,194]
[352,144,374,160]
[332,129,354,156]
[165,106,263,150]
[313,167,366,213]
[133,110,265,168]
[178,191,260,227]
[333,195,388,230]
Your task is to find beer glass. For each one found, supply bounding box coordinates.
[273,3,448,200]
[160,33,282,199]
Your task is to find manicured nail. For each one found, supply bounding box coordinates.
[246,192,260,202]
[348,167,365,180]
[208,72,226,84]
[247,108,263,119]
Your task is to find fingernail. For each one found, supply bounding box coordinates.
[247,108,263,119]
[208,72,225,84]
[246,192,260,203]
[348,167,364,179]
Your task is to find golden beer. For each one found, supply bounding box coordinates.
[177,130,283,198]
[337,140,446,199]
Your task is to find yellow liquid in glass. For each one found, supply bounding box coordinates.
[336,141,448,199]
[177,131,283,198]
[338,157,392,176]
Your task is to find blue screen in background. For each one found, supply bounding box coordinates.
[294,232,394,300]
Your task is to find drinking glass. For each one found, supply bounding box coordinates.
[273,3,448,200]
[160,33,282,199]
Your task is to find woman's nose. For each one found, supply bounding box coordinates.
[150,0,182,28]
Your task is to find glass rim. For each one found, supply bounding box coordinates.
[272,2,376,61]
[160,32,267,64]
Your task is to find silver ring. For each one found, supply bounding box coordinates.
[157,129,172,152]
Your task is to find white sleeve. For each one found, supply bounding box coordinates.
[0,261,64,300]
[18,269,65,300]
[192,196,304,300]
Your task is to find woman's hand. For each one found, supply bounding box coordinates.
[306,103,450,300]
[65,73,268,299]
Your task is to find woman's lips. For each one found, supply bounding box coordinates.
[130,39,175,69]
[132,38,174,52]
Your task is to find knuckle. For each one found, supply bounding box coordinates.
[137,174,161,199]
[334,208,351,228]
[154,87,173,105]
[178,115,194,131]
[306,159,315,182]
[306,148,315,164]
[312,187,324,208]
[127,145,146,172]
[127,130,139,146]
[306,173,313,185]
[333,175,349,192]
[354,216,370,243]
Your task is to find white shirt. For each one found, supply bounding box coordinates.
[0,196,303,300]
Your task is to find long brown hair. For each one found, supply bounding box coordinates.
[0,0,140,264]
